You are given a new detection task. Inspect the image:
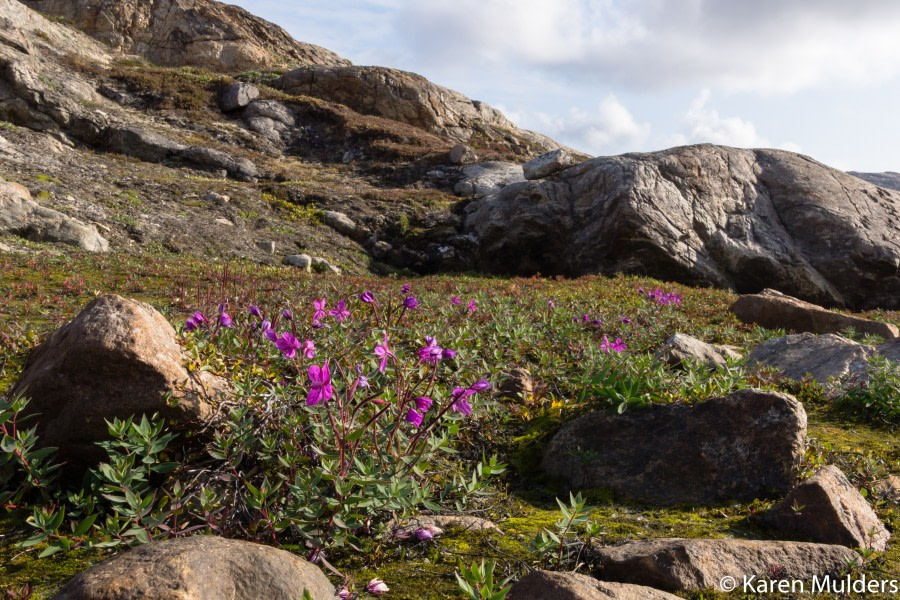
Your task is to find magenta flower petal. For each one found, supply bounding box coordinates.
[405,408,424,427]
[414,396,433,412]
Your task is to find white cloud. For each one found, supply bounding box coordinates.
[683,90,769,147]
[525,95,651,155]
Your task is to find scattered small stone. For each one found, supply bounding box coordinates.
[203,191,230,205]
[508,570,679,600]
[214,217,233,226]
[497,367,533,400]
[371,240,392,257]
[523,148,580,180]
[283,253,312,272]
[542,389,806,505]
[51,535,337,600]
[654,333,742,369]
[449,143,477,164]
[731,289,899,339]
[873,475,900,503]
[761,465,889,551]
[592,538,859,592]
[220,82,259,112]
[312,256,342,275]
[255,240,276,254]
[322,210,358,237]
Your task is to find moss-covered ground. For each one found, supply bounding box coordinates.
[1,247,899,599]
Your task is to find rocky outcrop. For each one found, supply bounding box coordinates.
[762,465,890,551]
[731,289,898,338]
[746,333,874,383]
[523,149,581,180]
[0,180,108,251]
[592,538,859,592]
[276,66,562,154]
[463,145,900,310]
[220,82,258,112]
[454,162,525,197]
[508,571,679,600]
[850,171,900,192]
[21,0,349,72]
[542,389,806,505]
[12,295,226,464]
[654,333,742,369]
[52,535,338,600]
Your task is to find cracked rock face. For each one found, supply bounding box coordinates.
[464,144,900,310]
[21,0,350,72]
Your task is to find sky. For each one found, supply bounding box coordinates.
[231,0,900,172]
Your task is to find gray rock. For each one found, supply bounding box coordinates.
[322,210,358,237]
[497,367,534,400]
[878,338,900,363]
[220,82,259,112]
[849,171,900,192]
[0,181,108,252]
[508,570,680,600]
[523,148,580,180]
[51,535,338,600]
[542,389,806,505]
[284,253,312,272]
[255,240,276,254]
[873,475,900,503]
[244,100,295,126]
[762,465,889,551]
[449,143,477,165]
[462,145,900,310]
[12,296,226,465]
[746,333,874,383]
[181,146,258,182]
[105,126,186,162]
[592,538,859,592]
[654,333,742,369]
[312,256,341,275]
[731,289,898,339]
[203,192,230,205]
[454,162,525,197]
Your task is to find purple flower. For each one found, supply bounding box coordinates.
[417,336,444,364]
[591,319,603,327]
[451,296,461,305]
[356,364,370,388]
[360,291,374,304]
[338,587,351,600]
[302,339,315,359]
[469,379,490,392]
[312,298,326,325]
[329,299,350,323]
[401,284,411,294]
[185,311,205,331]
[582,314,590,323]
[275,332,302,358]
[367,579,389,595]
[441,348,456,360]
[548,300,555,309]
[282,309,293,321]
[374,332,395,373]
[249,305,262,318]
[467,299,477,314]
[404,296,419,309]
[405,408,424,427]
[218,312,233,327]
[414,396,433,412]
[451,396,473,416]
[621,316,632,324]
[600,335,626,354]
[415,526,441,541]
[307,363,333,406]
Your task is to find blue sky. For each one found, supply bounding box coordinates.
[232,0,900,172]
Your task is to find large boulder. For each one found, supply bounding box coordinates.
[731,289,898,338]
[508,570,679,600]
[462,145,900,310]
[523,149,581,180]
[21,0,349,71]
[592,538,859,592]
[654,333,742,369]
[220,82,258,112]
[761,465,890,551]
[746,333,874,383]
[542,389,806,505]
[454,162,525,197]
[12,295,225,464]
[51,535,338,600]
[276,66,563,153]
[0,180,108,252]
